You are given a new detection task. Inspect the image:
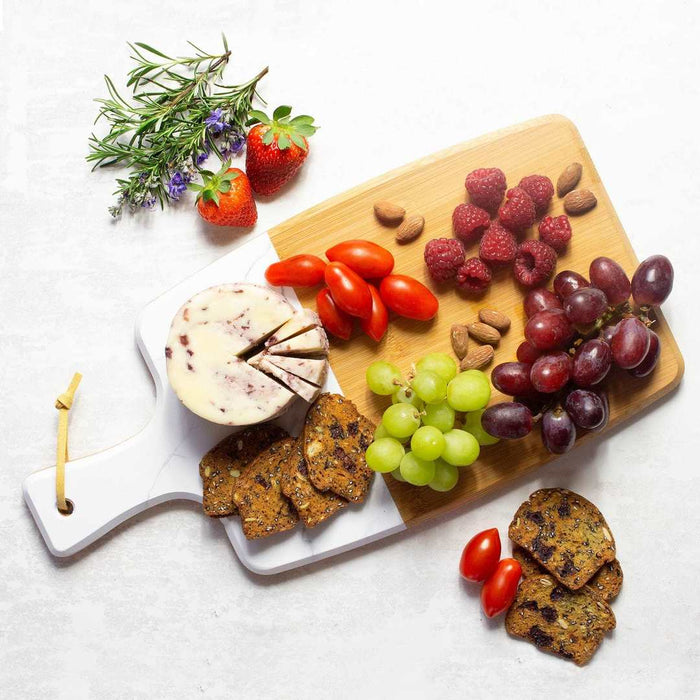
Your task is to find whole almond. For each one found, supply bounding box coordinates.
[564,189,597,215]
[557,162,583,197]
[374,200,405,225]
[460,345,494,370]
[450,324,469,359]
[467,322,501,346]
[395,214,425,243]
[478,309,511,332]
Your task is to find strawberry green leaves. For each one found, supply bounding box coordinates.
[189,161,239,207]
[247,106,318,151]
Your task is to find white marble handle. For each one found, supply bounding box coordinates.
[22,416,202,557]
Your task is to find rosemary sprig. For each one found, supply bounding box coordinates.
[87,35,267,217]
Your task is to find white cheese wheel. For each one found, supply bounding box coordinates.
[166,284,297,425]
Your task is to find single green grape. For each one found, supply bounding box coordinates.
[442,429,480,466]
[391,467,406,482]
[416,353,458,383]
[410,370,447,404]
[429,458,459,492]
[410,425,446,461]
[382,403,421,439]
[365,438,405,473]
[464,409,500,446]
[392,385,425,409]
[399,451,436,486]
[366,361,403,396]
[374,423,390,440]
[446,369,491,412]
[422,401,456,432]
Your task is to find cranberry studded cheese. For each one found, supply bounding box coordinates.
[165,283,329,426]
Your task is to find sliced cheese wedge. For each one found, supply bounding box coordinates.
[265,308,321,347]
[258,358,321,404]
[246,348,267,368]
[166,283,297,425]
[267,327,329,356]
[264,355,328,387]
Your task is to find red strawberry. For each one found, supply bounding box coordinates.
[245,106,318,195]
[191,163,257,227]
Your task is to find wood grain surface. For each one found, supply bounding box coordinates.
[269,115,684,527]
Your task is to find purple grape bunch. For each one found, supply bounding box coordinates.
[481,254,674,454]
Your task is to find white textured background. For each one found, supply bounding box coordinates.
[2,1,699,698]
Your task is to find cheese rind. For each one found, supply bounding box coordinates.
[267,327,329,356]
[165,283,297,425]
[259,358,321,404]
[264,355,328,387]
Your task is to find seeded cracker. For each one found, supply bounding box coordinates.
[303,393,375,502]
[199,425,288,517]
[505,575,616,665]
[512,545,623,602]
[280,438,348,527]
[232,437,299,539]
[508,488,616,590]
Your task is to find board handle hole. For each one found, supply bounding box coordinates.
[58,499,74,516]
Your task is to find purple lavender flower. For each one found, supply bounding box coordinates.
[167,171,190,200]
[204,108,229,135]
[219,131,246,158]
[196,148,209,165]
[141,196,157,209]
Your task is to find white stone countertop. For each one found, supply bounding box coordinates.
[1,1,699,697]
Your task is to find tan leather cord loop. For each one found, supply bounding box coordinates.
[55,373,82,513]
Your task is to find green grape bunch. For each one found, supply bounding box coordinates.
[364,353,497,492]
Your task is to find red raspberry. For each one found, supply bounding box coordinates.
[518,175,554,215]
[456,257,492,293]
[479,222,517,266]
[538,215,572,253]
[513,240,558,287]
[498,187,536,233]
[424,238,465,282]
[464,168,507,214]
[452,203,490,245]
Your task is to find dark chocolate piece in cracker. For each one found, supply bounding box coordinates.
[199,425,288,517]
[513,545,623,602]
[280,438,348,528]
[303,393,375,503]
[505,575,616,666]
[231,437,299,540]
[508,488,616,590]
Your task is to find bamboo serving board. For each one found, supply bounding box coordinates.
[269,114,684,528]
[24,116,683,573]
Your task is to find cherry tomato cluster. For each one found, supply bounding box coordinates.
[265,240,438,342]
[459,528,522,618]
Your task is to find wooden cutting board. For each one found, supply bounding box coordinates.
[270,115,684,527]
[24,115,683,573]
